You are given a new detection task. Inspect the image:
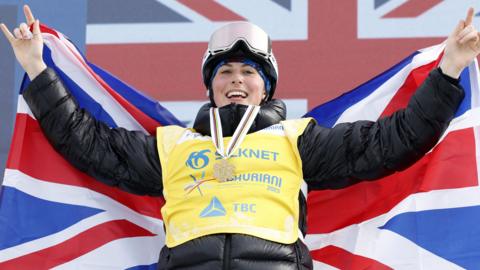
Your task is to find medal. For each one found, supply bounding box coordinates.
[210,105,260,182]
[213,159,236,182]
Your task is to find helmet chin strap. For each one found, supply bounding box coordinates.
[207,88,217,107]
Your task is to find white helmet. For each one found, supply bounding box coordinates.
[201,21,279,101]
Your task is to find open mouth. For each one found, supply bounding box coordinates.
[226,90,248,99]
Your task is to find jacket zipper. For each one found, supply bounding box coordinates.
[223,234,231,270]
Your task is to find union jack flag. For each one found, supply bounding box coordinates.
[305,44,480,269]
[0,24,180,269]
[85,0,309,125]
[82,0,480,125]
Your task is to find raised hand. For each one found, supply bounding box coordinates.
[441,7,480,79]
[0,5,47,79]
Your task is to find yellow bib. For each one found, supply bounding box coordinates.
[157,118,311,247]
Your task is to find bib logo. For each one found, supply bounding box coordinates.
[186,150,211,170]
[200,196,226,217]
[185,150,211,196]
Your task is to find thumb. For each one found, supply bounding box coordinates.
[475,32,480,51]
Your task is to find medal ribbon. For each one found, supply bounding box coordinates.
[209,105,260,159]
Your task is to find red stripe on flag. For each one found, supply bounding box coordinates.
[41,23,162,134]
[0,220,155,269]
[382,0,443,18]
[178,0,245,21]
[37,24,60,38]
[307,128,478,234]
[5,111,28,170]
[6,113,164,219]
[311,245,393,270]
[87,43,207,101]
[380,53,442,117]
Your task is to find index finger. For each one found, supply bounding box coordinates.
[23,5,35,25]
[465,7,474,26]
[0,23,15,43]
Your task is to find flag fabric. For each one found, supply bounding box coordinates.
[1,24,480,270]
[0,24,182,269]
[304,44,480,269]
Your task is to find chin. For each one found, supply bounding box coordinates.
[232,100,249,105]
[232,99,260,106]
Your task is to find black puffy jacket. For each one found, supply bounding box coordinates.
[23,68,464,270]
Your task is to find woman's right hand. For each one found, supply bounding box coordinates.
[0,5,46,80]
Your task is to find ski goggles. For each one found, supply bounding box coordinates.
[207,21,272,58]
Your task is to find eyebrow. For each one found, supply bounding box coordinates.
[221,63,253,68]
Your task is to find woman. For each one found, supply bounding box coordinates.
[1,5,478,270]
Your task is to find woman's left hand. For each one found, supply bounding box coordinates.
[441,7,480,78]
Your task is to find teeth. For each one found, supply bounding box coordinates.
[227,91,247,98]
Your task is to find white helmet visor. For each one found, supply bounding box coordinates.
[208,22,271,58]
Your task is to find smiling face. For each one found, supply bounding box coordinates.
[211,62,266,107]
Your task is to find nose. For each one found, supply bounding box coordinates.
[231,72,243,84]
